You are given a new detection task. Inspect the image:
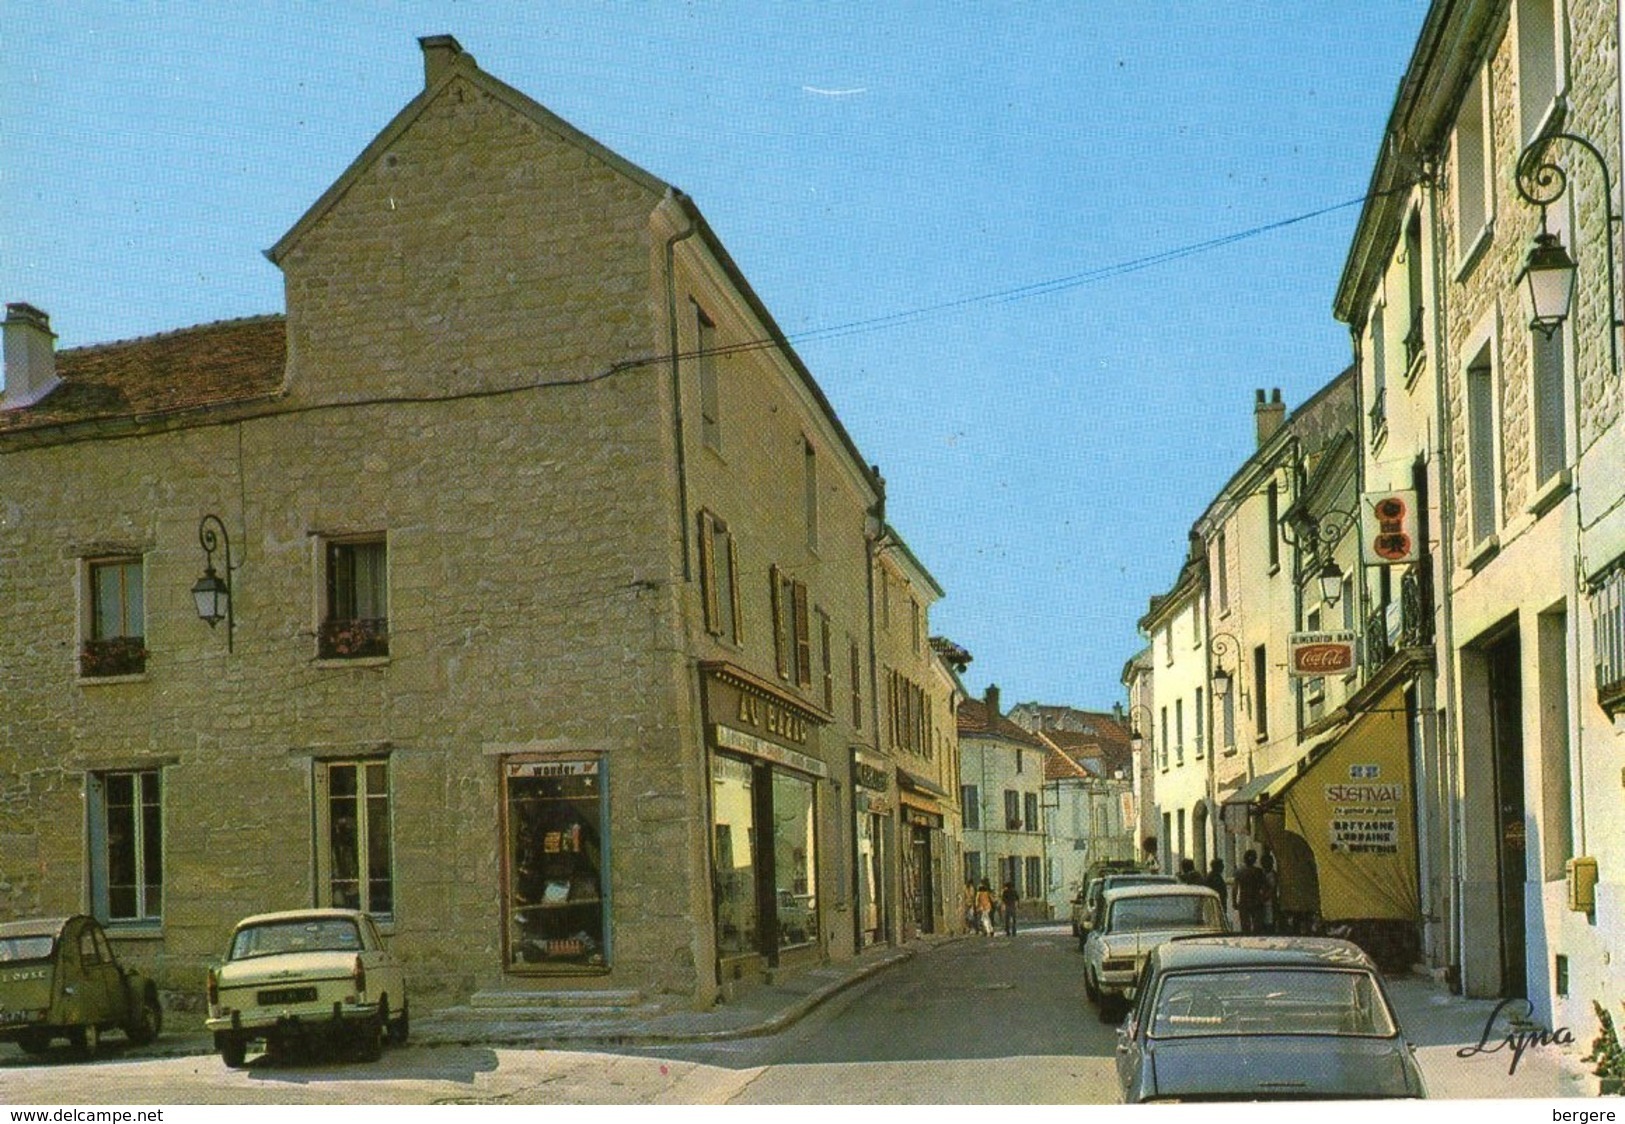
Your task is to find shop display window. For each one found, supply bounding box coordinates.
[504,758,608,970]
[712,755,758,956]
[772,770,818,949]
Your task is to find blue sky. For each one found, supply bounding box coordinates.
[1,2,1429,709]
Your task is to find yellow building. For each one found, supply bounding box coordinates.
[0,35,947,1013]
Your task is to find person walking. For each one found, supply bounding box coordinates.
[974,879,996,936]
[1204,859,1229,925]
[1177,858,1203,885]
[1000,880,1020,936]
[1234,849,1267,934]
[961,879,978,933]
[1260,850,1279,934]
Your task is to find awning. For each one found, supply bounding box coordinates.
[896,767,949,818]
[1259,682,1419,924]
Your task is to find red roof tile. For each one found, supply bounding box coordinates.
[0,316,286,434]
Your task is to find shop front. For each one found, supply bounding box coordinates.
[500,755,611,973]
[852,751,892,948]
[898,769,950,940]
[702,665,831,983]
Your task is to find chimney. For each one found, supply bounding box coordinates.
[2,303,59,410]
[1254,387,1285,447]
[984,684,1001,719]
[419,34,468,88]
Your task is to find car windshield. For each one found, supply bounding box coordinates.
[1108,895,1221,931]
[230,917,363,960]
[1149,967,1398,1039]
[0,936,54,962]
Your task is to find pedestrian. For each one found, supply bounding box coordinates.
[962,879,978,932]
[1141,835,1161,872]
[1000,880,1020,937]
[1204,858,1228,923]
[974,879,996,936]
[1234,848,1267,934]
[1177,858,1203,885]
[1260,850,1279,934]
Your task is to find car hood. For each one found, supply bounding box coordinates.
[217,951,357,989]
[1141,1034,1424,1100]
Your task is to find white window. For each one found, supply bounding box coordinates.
[89,769,162,924]
[317,759,394,916]
[1455,68,1491,243]
[1467,346,1499,545]
[1516,0,1562,144]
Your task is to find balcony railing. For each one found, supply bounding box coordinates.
[1594,563,1625,717]
[1363,563,1434,676]
[318,617,390,660]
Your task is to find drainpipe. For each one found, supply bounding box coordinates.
[663,191,699,580]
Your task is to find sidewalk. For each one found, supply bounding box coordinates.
[1382,974,1597,1099]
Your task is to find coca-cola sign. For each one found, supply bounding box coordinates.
[1289,631,1357,677]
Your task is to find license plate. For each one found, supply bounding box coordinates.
[257,986,318,1005]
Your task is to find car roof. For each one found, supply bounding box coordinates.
[1102,883,1220,902]
[231,908,372,930]
[1103,873,1176,885]
[1149,934,1380,972]
[0,916,80,939]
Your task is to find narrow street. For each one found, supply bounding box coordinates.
[0,925,1119,1105]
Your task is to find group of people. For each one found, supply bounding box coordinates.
[963,879,1022,937]
[1177,847,1280,933]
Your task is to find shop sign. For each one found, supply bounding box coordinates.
[1361,489,1419,565]
[853,762,890,792]
[507,759,599,779]
[1289,631,1357,676]
[714,724,829,778]
[1325,764,1403,854]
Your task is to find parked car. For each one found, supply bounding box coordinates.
[1115,934,1427,1102]
[205,909,407,1068]
[0,915,163,1056]
[1083,883,1224,1021]
[1073,872,1178,946]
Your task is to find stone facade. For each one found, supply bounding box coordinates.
[0,36,948,1015]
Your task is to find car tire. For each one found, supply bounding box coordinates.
[389,999,410,1047]
[355,1012,383,1062]
[126,992,163,1046]
[218,1035,248,1069]
[72,1024,100,1057]
[1084,969,1100,1005]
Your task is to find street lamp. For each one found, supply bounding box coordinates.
[1125,703,1153,756]
[1514,131,1623,375]
[1319,559,1345,608]
[1209,631,1240,701]
[192,513,234,651]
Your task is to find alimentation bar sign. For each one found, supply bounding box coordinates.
[1288,630,1358,677]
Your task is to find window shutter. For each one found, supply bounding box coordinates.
[727,535,743,645]
[793,580,812,686]
[771,566,786,679]
[697,512,718,634]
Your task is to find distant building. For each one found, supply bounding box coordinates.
[957,685,1049,917]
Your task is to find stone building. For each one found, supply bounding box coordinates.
[1336,0,1625,1027]
[0,35,948,1013]
[956,685,1050,917]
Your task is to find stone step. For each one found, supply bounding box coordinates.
[466,988,647,1010]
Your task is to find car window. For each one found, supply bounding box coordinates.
[1149,968,1398,1039]
[79,928,102,966]
[1108,895,1222,932]
[230,917,363,960]
[91,926,114,965]
[0,936,54,962]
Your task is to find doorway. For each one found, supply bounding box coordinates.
[1487,631,1527,998]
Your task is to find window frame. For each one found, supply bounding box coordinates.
[81,555,146,678]
[696,304,721,453]
[319,534,390,660]
[698,510,743,645]
[88,768,163,927]
[315,757,395,919]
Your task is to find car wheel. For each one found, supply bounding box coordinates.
[18,1030,52,1055]
[1084,969,1100,1004]
[389,999,410,1047]
[354,1012,383,1062]
[219,1036,248,1069]
[126,993,163,1046]
[72,1024,100,1057]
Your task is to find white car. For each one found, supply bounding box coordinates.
[205,909,407,1067]
[1083,884,1226,1023]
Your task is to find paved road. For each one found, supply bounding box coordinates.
[0,925,1116,1105]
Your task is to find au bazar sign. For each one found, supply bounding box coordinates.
[1288,631,1358,677]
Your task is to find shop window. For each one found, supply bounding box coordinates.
[88,769,162,924]
[317,759,393,916]
[505,758,608,970]
[772,770,818,949]
[321,537,388,659]
[82,557,145,678]
[712,755,758,957]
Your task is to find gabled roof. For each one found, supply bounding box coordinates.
[1044,742,1097,782]
[0,316,287,435]
[956,697,1046,746]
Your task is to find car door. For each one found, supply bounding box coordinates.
[361,915,405,1007]
[73,921,121,1024]
[1115,958,1158,1099]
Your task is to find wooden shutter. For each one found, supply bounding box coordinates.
[771,565,786,679]
[726,534,743,645]
[698,512,718,634]
[793,580,811,687]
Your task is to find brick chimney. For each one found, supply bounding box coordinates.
[2,303,59,410]
[1254,387,1285,447]
[419,34,468,88]
[984,684,1001,720]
